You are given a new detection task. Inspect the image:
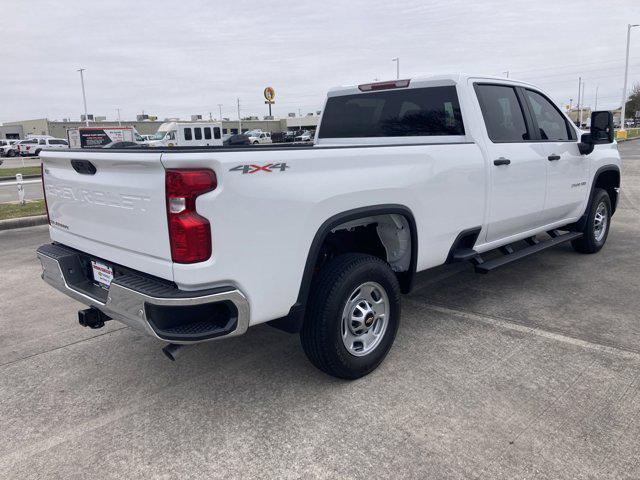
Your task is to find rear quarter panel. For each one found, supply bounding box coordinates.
[162,143,485,325]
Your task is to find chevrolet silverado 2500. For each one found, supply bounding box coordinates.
[37,74,620,379]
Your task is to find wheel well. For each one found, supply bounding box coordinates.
[594,169,620,214]
[316,213,413,287]
[267,206,417,334]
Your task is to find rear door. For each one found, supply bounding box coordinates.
[474,83,548,243]
[521,89,588,223]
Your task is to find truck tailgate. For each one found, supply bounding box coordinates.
[41,150,173,280]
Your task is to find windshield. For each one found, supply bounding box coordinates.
[150,131,167,140]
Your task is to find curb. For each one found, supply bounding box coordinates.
[0,215,48,231]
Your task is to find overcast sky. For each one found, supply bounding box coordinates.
[1,0,639,123]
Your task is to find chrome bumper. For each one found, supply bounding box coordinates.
[37,244,250,344]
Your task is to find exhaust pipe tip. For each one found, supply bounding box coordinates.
[162,343,187,361]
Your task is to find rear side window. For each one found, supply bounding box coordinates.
[524,90,574,141]
[319,86,465,138]
[184,128,192,140]
[49,139,68,145]
[475,85,530,143]
[213,127,221,139]
[194,127,202,140]
[204,127,212,139]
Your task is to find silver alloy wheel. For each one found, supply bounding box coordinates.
[593,201,608,242]
[341,281,389,357]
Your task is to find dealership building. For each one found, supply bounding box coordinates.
[0,115,320,140]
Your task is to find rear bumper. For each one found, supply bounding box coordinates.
[36,243,250,344]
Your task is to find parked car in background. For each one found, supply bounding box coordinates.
[31,138,69,156]
[15,138,40,156]
[105,141,148,149]
[247,131,272,144]
[0,139,19,157]
[223,133,251,146]
[282,131,298,142]
[294,130,314,142]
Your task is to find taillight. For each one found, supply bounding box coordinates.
[165,169,217,263]
[41,163,50,225]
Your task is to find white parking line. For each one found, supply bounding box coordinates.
[407,299,640,361]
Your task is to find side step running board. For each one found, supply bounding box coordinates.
[473,231,583,274]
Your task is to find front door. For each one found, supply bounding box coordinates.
[474,83,548,243]
[521,88,589,223]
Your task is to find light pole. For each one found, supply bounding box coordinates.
[217,103,223,120]
[503,71,509,78]
[594,85,599,111]
[576,77,582,127]
[116,108,121,126]
[237,98,241,133]
[621,23,639,131]
[392,58,399,79]
[77,68,89,126]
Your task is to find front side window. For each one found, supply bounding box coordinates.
[525,90,573,141]
[184,128,192,140]
[319,86,465,138]
[194,127,202,140]
[204,127,212,139]
[475,84,530,143]
[49,139,68,145]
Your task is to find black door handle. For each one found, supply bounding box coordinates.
[493,158,511,166]
[548,154,561,161]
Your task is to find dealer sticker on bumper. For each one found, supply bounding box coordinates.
[91,260,113,289]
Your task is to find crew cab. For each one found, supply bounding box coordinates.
[37,74,620,379]
[246,131,272,144]
[16,136,68,156]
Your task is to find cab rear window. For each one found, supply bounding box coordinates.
[319,86,465,138]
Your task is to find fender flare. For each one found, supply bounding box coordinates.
[570,164,620,231]
[268,204,418,333]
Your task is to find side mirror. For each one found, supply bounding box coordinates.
[590,110,614,144]
[578,110,614,155]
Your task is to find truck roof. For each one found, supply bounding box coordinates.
[327,73,539,97]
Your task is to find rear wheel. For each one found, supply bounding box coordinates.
[572,188,611,254]
[7,149,15,158]
[300,253,401,379]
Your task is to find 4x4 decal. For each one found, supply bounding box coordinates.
[229,163,289,174]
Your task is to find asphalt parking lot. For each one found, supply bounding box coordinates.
[1,141,639,479]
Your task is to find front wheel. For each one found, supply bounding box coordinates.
[7,150,15,158]
[572,188,611,254]
[300,253,401,379]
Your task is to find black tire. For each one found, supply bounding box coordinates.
[300,253,401,379]
[571,188,611,254]
[7,149,15,158]
[34,149,42,157]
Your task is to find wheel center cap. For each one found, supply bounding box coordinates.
[364,312,375,327]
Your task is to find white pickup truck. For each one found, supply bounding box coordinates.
[37,74,620,379]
